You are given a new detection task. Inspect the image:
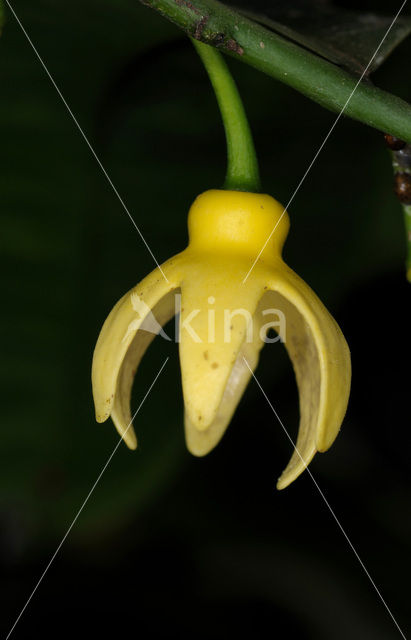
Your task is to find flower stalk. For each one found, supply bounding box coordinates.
[192,38,260,192]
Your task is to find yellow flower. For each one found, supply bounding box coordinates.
[92,189,351,489]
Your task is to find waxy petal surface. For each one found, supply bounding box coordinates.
[266,266,351,489]
[92,257,181,445]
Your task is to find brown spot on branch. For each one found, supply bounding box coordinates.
[225,38,244,56]
[208,32,243,56]
[395,172,411,204]
[195,15,208,39]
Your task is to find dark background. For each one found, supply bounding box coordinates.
[0,1,410,638]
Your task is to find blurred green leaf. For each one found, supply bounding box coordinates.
[229,0,411,75]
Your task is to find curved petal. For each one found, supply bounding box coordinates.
[111,290,178,447]
[179,258,267,455]
[92,257,181,446]
[185,316,264,456]
[266,264,351,490]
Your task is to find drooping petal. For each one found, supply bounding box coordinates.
[92,258,181,446]
[265,265,351,489]
[184,310,265,456]
[179,258,266,454]
[111,290,178,448]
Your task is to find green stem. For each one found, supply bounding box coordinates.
[140,0,411,143]
[192,39,260,192]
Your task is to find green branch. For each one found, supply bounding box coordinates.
[140,0,411,143]
[192,39,260,192]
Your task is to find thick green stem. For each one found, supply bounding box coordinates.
[192,38,260,192]
[140,0,411,143]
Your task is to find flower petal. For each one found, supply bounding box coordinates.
[111,290,177,448]
[92,259,181,446]
[266,266,351,490]
[185,318,264,456]
[179,259,266,453]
